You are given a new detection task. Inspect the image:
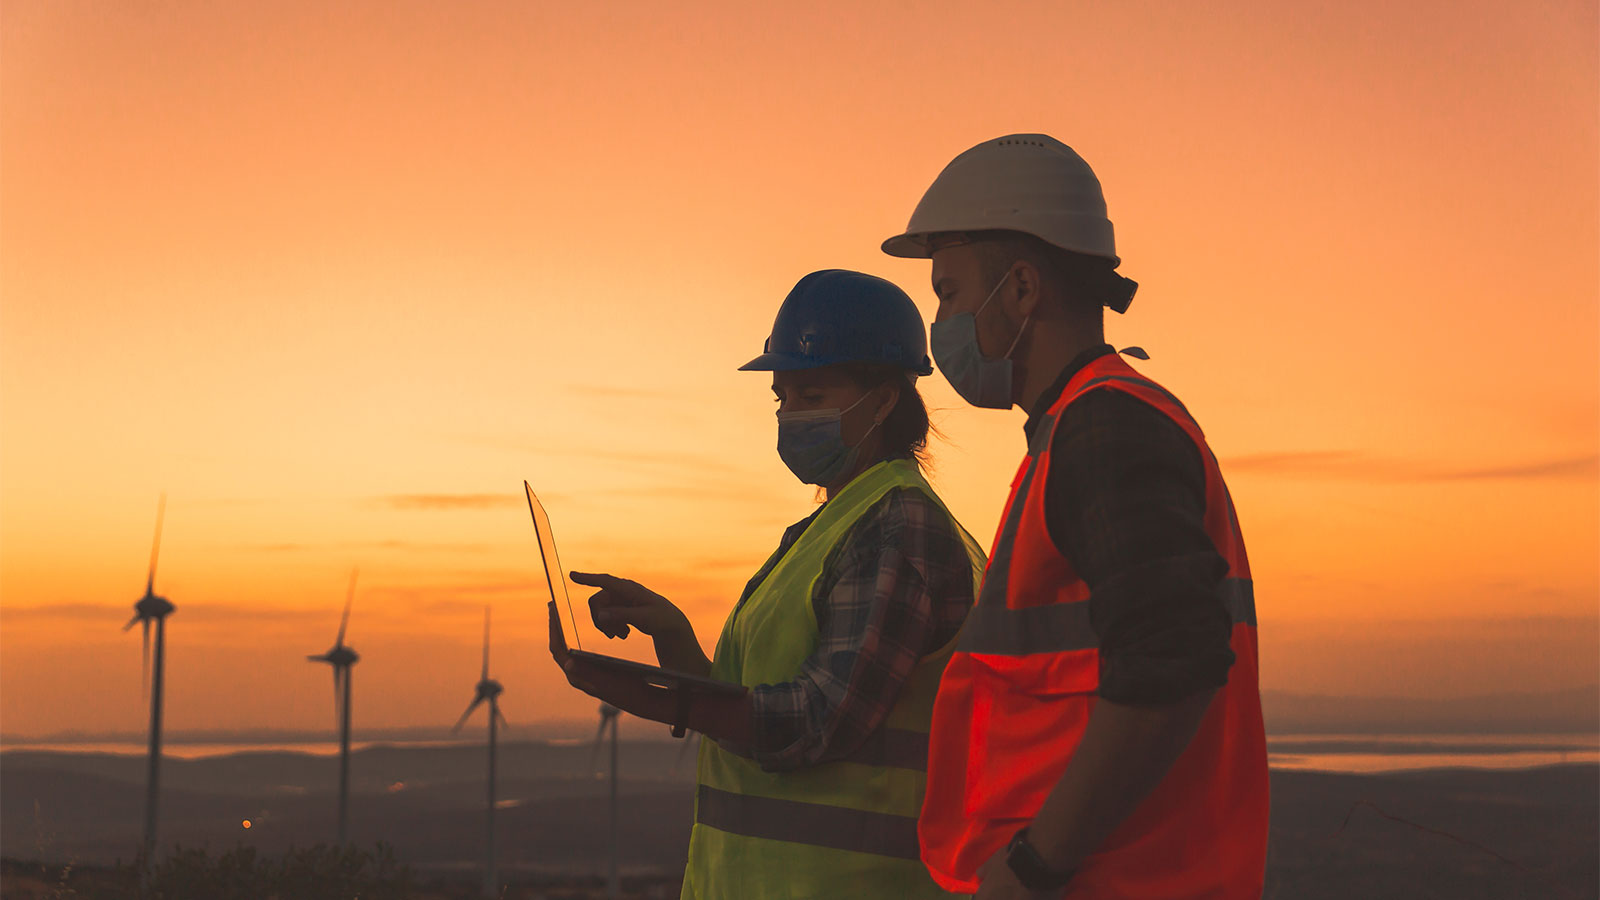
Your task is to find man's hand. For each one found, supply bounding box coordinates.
[974,844,1061,900]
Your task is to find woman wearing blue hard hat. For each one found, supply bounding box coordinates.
[550,269,985,899]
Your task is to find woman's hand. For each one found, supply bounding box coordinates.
[570,571,689,639]
[569,571,711,677]
[549,600,657,710]
[548,600,595,692]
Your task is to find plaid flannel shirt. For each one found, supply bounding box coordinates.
[733,482,975,772]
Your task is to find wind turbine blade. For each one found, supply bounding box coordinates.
[451,696,485,733]
[307,654,327,663]
[123,614,141,632]
[496,706,510,730]
[147,493,167,593]
[332,667,342,727]
[141,619,151,700]
[481,606,491,680]
[336,569,357,646]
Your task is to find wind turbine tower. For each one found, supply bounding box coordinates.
[124,494,174,869]
[593,703,622,900]
[307,569,360,845]
[451,606,508,899]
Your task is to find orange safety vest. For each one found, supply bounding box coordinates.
[920,353,1268,898]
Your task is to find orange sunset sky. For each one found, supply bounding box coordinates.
[2,0,1596,738]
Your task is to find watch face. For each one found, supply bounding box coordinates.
[1006,829,1076,892]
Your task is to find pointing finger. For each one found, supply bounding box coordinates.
[569,571,619,588]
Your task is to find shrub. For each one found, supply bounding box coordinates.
[142,842,417,900]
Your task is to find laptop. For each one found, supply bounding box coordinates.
[525,481,744,705]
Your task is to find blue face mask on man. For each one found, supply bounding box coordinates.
[776,393,882,487]
[929,266,1031,409]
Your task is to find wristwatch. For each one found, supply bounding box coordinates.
[1005,827,1078,892]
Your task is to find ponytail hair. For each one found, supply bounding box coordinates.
[842,364,934,474]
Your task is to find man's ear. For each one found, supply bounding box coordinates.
[1009,259,1044,320]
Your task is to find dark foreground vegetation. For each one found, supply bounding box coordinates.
[3,755,1595,899]
[0,844,681,899]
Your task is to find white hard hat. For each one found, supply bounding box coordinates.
[882,134,1119,265]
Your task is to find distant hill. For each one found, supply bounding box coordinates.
[1262,684,1600,734]
[0,717,671,748]
[1,738,698,796]
[9,687,1598,749]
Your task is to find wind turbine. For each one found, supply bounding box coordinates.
[307,569,360,845]
[592,703,621,900]
[451,606,508,899]
[124,494,173,870]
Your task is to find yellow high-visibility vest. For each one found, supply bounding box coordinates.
[681,458,986,899]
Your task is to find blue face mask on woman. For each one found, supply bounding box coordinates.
[929,267,1031,409]
[777,393,881,487]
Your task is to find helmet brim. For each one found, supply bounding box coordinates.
[739,352,932,376]
[880,232,932,259]
[737,352,824,372]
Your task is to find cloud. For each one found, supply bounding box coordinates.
[0,603,319,624]
[371,493,521,511]
[444,432,760,479]
[1446,456,1599,481]
[241,539,497,553]
[364,579,544,606]
[175,605,325,623]
[0,603,120,621]
[1223,451,1598,483]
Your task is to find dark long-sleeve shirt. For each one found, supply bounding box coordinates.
[1025,344,1237,706]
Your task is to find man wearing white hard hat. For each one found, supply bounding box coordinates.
[883,135,1267,898]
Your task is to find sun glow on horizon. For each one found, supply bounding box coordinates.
[1,0,1594,738]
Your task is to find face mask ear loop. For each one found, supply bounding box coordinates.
[1002,312,1032,361]
[848,388,890,450]
[975,266,1012,318]
[978,264,1029,362]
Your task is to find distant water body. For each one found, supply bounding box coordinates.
[3,734,1595,773]
[1266,733,1599,773]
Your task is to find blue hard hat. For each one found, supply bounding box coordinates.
[739,269,934,375]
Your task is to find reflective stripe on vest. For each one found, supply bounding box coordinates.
[695,785,921,861]
[959,577,1257,656]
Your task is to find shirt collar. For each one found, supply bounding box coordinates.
[1022,343,1115,444]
